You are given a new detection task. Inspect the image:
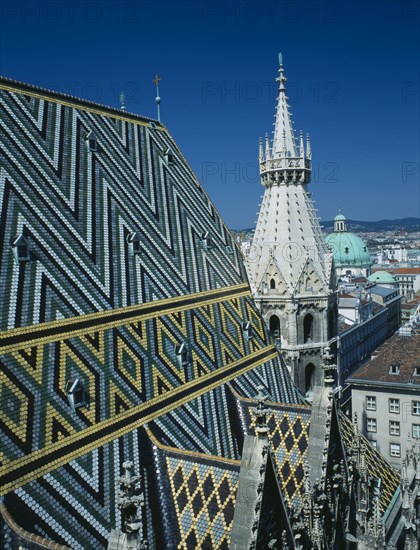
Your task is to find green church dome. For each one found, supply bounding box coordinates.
[326,212,371,269]
[367,271,396,284]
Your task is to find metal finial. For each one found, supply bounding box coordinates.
[153,74,161,87]
[119,91,126,112]
[278,52,283,66]
[153,74,162,122]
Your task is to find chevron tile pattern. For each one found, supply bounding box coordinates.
[0,78,300,548]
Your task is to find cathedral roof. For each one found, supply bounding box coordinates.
[149,392,401,543]
[0,75,300,548]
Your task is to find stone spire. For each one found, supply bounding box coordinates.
[245,54,337,391]
[272,53,298,160]
[248,54,330,296]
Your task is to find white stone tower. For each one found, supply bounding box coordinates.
[246,54,337,393]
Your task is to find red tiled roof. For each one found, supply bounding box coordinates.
[349,333,420,384]
[393,267,420,274]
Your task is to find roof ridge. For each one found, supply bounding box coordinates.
[0,75,163,127]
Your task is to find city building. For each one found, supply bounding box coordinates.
[346,328,420,469]
[376,245,408,265]
[392,267,420,299]
[370,266,420,300]
[326,212,371,279]
[244,55,337,393]
[370,285,402,336]
[367,270,399,288]
[337,294,388,393]
[0,65,413,549]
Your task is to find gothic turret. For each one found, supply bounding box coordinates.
[246,55,337,392]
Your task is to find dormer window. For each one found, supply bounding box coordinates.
[389,363,400,375]
[242,321,253,341]
[126,232,141,255]
[225,245,234,255]
[65,379,87,410]
[201,231,212,250]
[174,343,189,368]
[414,366,420,377]
[344,247,349,254]
[149,122,157,129]
[85,131,97,152]
[12,234,31,263]
[164,148,175,166]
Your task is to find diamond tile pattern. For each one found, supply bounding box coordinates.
[166,455,239,549]
[250,405,311,510]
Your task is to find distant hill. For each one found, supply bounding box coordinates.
[233,217,420,234]
[321,217,420,233]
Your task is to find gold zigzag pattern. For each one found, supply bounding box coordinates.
[0,345,277,494]
[0,284,250,354]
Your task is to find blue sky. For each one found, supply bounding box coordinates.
[1,0,419,228]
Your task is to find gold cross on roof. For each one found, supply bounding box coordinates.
[153,74,161,86]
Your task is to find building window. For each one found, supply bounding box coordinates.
[389,421,400,436]
[242,321,253,341]
[414,366,420,377]
[366,396,376,411]
[84,130,97,152]
[12,234,31,263]
[303,314,313,343]
[305,363,315,393]
[389,443,400,457]
[370,440,377,449]
[412,424,420,438]
[389,363,400,375]
[201,231,212,250]
[65,379,87,410]
[174,343,189,368]
[270,278,276,289]
[366,418,377,433]
[164,148,175,166]
[126,232,141,255]
[389,398,400,414]
[269,315,280,338]
[412,401,420,415]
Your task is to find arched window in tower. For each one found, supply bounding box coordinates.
[270,278,276,289]
[344,246,349,254]
[305,363,315,392]
[269,315,280,338]
[303,314,313,343]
